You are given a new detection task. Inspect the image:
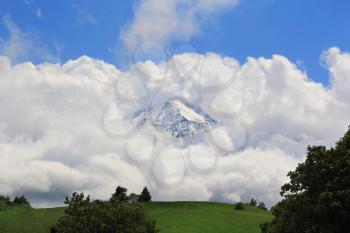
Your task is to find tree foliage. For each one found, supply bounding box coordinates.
[128,193,140,203]
[0,194,30,210]
[250,198,257,207]
[110,186,129,203]
[12,195,30,207]
[234,202,244,210]
[0,195,10,204]
[0,195,11,210]
[257,202,267,210]
[262,127,350,233]
[138,187,152,202]
[52,191,157,233]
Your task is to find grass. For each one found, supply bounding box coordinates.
[144,202,272,233]
[0,201,272,233]
[0,203,64,233]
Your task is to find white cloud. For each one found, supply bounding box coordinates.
[36,8,42,19]
[323,47,350,104]
[71,4,97,26]
[120,0,239,51]
[0,48,350,208]
[0,16,58,63]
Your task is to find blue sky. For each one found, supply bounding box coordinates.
[0,0,349,85]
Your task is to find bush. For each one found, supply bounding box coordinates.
[234,202,244,210]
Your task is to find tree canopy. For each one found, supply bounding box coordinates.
[138,187,152,202]
[110,186,129,203]
[262,127,350,233]
[52,188,157,233]
[0,195,30,209]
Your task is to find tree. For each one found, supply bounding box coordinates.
[128,193,140,203]
[234,202,244,210]
[110,186,129,202]
[138,187,152,202]
[0,195,10,204]
[0,195,11,210]
[262,127,350,233]
[12,195,30,207]
[260,222,270,233]
[51,192,92,233]
[258,202,267,210]
[250,198,257,207]
[52,192,157,233]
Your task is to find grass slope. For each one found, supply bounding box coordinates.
[0,205,64,233]
[0,201,272,233]
[145,202,272,233]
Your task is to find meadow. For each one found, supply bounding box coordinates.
[0,201,272,233]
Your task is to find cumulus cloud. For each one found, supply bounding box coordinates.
[0,48,350,207]
[0,16,59,63]
[120,0,239,51]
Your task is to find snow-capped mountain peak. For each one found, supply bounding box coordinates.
[131,99,217,138]
[167,99,206,123]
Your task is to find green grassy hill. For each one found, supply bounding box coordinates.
[0,201,272,233]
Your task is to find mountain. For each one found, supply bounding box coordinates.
[131,99,217,138]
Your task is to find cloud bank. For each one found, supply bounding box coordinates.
[0,48,350,207]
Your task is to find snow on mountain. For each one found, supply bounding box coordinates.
[131,99,217,138]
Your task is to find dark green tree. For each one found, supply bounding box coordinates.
[52,192,157,233]
[51,192,92,233]
[260,222,270,233]
[128,193,140,203]
[138,187,152,202]
[0,195,10,204]
[110,186,129,202]
[258,202,267,210]
[0,195,11,210]
[250,198,257,207]
[262,127,350,233]
[234,202,244,210]
[12,195,30,207]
